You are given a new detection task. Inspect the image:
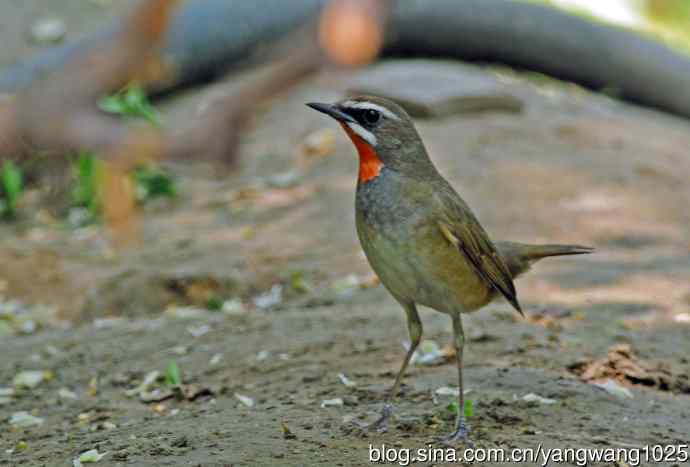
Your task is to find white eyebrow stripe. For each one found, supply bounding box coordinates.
[341,101,400,121]
[346,121,377,146]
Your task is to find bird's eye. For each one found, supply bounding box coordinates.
[362,108,381,126]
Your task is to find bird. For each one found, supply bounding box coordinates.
[307,95,593,443]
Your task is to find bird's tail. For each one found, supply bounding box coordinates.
[496,242,594,278]
[518,244,595,260]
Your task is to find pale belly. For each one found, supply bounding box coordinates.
[356,213,494,314]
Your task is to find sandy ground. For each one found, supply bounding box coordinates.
[1,2,690,467]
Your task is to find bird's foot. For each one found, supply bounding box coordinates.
[435,417,473,447]
[354,403,394,433]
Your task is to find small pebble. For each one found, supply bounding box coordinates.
[338,373,357,387]
[521,393,558,404]
[209,353,223,366]
[320,398,344,408]
[221,299,245,315]
[58,388,78,400]
[10,411,45,428]
[594,379,633,399]
[30,18,66,44]
[301,128,337,157]
[13,371,48,389]
[266,170,302,189]
[234,393,255,408]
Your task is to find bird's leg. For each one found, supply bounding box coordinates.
[437,312,471,445]
[366,302,422,432]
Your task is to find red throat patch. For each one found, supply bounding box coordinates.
[340,123,383,183]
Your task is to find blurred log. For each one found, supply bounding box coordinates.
[4,0,690,119]
[385,0,690,119]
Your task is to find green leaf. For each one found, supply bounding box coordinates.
[165,360,182,387]
[289,270,312,295]
[133,166,177,202]
[206,296,224,312]
[98,96,128,115]
[99,84,162,126]
[464,399,474,419]
[124,85,146,109]
[0,160,23,218]
[71,152,101,222]
[446,399,474,419]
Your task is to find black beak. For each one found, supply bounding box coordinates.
[306,102,356,124]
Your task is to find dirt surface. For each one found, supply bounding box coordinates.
[2,5,690,467]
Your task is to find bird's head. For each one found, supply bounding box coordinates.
[307,95,431,183]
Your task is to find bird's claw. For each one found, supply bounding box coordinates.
[435,417,473,447]
[354,403,394,432]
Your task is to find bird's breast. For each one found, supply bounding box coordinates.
[354,170,494,312]
[356,168,421,223]
[355,170,429,302]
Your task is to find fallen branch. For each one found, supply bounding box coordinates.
[0,0,387,164]
[0,0,387,240]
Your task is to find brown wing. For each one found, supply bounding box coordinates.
[437,213,523,317]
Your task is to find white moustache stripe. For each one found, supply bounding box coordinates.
[342,101,400,121]
[346,122,377,146]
